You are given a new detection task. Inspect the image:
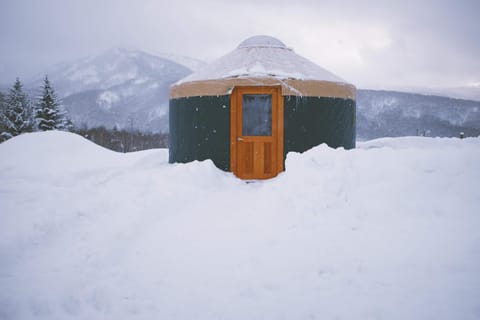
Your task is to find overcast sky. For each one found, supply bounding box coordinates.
[1,0,479,90]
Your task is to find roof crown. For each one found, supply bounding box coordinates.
[238,35,288,49]
[176,35,347,84]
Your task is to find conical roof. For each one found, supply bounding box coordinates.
[177,35,346,84]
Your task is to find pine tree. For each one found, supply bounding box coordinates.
[0,92,5,111]
[0,91,7,142]
[36,75,72,131]
[2,78,34,140]
[56,105,73,131]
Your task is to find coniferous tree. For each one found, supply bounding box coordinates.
[2,78,34,140]
[36,75,72,131]
[57,105,73,131]
[0,91,7,142]
[0,92,5,111]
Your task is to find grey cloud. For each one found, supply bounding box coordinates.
[0,0,478,89]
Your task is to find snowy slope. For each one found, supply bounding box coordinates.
[1,131,479,320]
[153,52,207,72]
[30,48,191,97]
[27,48,192,132]
[357,90,480,139]
[407,84,480,102]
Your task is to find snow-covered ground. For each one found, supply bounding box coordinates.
[1,131,479,320]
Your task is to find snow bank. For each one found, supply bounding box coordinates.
[0,131,165,179]
[1,132,479,320]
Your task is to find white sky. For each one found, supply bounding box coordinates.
[0,0,479,90]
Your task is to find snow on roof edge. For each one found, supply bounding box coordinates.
[175,36,350,85]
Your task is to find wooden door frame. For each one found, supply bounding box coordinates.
[230,86,284,178]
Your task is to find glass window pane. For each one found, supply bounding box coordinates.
[242,94,272,136]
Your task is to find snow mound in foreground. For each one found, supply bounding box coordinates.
[1,132,479,320]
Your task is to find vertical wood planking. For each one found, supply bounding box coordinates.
[264,142,272,174]
[253,141,265,177]
[242,142,254,174]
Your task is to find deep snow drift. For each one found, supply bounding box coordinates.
[0,131,479,320]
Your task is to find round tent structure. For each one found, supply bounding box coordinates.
[169,35,356,179]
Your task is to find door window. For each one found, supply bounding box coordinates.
[242,94,272,136]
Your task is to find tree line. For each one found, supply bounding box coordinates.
[0,77,169,152]
[0,76,72,142]
[74,126,168,152]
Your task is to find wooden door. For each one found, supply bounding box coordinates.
[230,86,284,179]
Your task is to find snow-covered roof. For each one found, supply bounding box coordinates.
[237,35,287,49]
[177,35,346,84]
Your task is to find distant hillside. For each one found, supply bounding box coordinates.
[27,48,192,132]
[5,48,477,138]
[357,90,480,140]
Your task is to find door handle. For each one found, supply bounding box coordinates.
[237,137,244,141]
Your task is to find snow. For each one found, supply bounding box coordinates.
[238,35,288,48]
[177,36,346,84]
[153,52,207,72]
[97,91,120,110]
[1,131,480,320]
[66,65,100,85]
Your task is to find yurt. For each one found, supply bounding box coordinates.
[169,35,356,179]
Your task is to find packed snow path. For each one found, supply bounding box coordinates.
[1,131,479,320]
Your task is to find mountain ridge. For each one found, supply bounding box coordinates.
[26,48,191,132]
[3,47,479,138]
[356,89,480,139]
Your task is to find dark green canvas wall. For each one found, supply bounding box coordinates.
[283,96,356,156]
[169,96,231,170]
[169,95,356,171]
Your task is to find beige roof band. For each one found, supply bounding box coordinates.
[170,78,356,100]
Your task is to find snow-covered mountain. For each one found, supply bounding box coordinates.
[23,48,480,137]
[357,90,480,139]
[399,85,480,102]
[27,48,192,132]
[153,52,207,72]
